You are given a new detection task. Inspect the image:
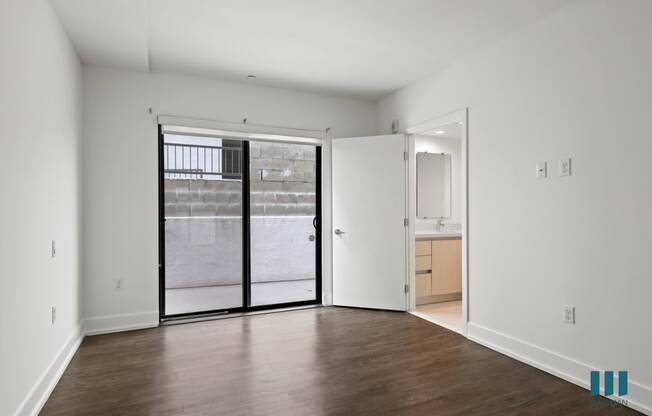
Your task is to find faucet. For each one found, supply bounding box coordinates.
[436,218,446,232]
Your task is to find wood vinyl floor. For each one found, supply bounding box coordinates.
[41,307,638,415]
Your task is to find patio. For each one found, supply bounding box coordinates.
[165,279,316,315]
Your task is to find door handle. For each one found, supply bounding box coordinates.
[309,234,316,241]
[334,228,345,235]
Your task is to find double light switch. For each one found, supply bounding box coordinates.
[536,158,571,178]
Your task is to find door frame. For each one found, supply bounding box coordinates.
[406,108,469,336]
[158,126,323,320]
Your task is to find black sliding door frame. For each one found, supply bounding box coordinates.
[241,141,252,311]
[158,127,322,320]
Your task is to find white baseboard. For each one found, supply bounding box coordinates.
[322,292,333,305]
[15,325,84,416]
[14,312,160,416]
[83,311,159,336]
[467,322,651,415]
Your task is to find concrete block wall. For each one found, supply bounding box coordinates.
[164,141,316,217]
[164,179,242,217]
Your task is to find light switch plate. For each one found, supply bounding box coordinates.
[563,305,575,324]
[558,158,571,176]
[112,278,124,291]
[536,161,547,179]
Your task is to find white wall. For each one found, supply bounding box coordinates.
[0,1,82,415]
[82,66,376,328]
[377,0,652,412]
[415,135,462,230]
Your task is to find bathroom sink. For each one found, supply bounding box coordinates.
[415,230,461,239]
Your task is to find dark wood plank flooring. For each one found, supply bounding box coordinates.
[41,307,638,415]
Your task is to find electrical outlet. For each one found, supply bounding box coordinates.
[391,119,400,134]
[558,158,572,176]
[51,306,57,325]
[536,161,547,179]
[563,305,575,324]
[112,277,124,291]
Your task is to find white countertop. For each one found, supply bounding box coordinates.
[415,231,462,240]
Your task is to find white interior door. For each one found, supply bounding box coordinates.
[332,134,408,311]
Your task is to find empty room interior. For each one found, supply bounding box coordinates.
[2,0,651,415]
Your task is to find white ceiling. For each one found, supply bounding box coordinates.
[51,0,574,99]
[422,122,462,140]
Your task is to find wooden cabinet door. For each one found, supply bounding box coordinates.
[415,240,431,256]
[431,239,462,295]
[450,239,462,293]
[416,273,432,297]
[415,255,431,272]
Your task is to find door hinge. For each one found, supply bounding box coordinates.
[404,218,409,226]
[404,284,409,294]
[403,151,408,161]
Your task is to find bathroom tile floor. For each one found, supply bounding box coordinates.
[413,300,464,334]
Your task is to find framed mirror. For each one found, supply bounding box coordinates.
[416,152,451,218]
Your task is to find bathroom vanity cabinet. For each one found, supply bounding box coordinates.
[415,235,462,304]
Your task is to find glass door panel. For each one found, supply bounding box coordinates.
[249,141,319,307]
[163,134,243,316]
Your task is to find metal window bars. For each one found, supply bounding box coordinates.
[163,143,242,179]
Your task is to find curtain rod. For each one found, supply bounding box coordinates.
[155,111,330,134]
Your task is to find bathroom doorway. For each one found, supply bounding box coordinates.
[406,109,468,335]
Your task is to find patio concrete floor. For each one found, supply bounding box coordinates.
[165,279,316,315]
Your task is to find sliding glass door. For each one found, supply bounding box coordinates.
[159,127,321,319]
[249,141,320,307]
